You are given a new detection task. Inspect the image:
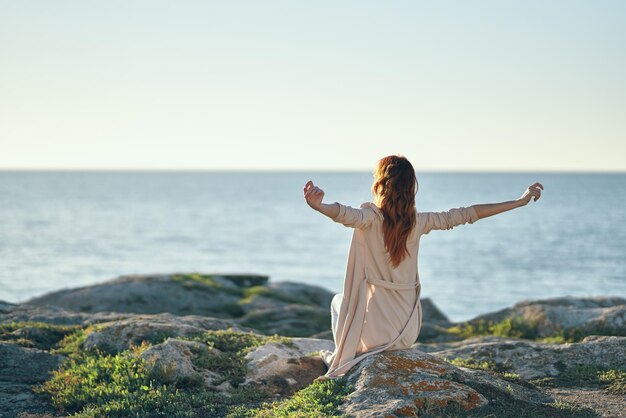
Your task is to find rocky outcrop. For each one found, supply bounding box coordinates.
[25,273,259,317]
[466,296,626,339]
[23,274,340,338]
[340,347,554,417]
[429,335,626,380]
[83,313,248,354]
[3,276,626,418]
[138,338,228,389]
[243,337,334,395]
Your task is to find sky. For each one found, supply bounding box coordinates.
[1,1,625,172]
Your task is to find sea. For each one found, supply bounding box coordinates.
[1,171,624,322]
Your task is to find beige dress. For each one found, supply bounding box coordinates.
[319,201,480,378]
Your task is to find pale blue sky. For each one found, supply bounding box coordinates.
[1,1,624,171]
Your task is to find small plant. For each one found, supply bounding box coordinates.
[446,315,540,340]
[598,369,626,394]
[227,377,353,418]
[0,321,81,350]
[445,357,496,372]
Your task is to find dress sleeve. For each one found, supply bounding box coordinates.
[330,202,383,229]
[418,206,479,235]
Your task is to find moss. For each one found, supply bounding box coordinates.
[446,315,541,341]
[444,357,497,372]
[226,377,353,418]
[447,315,626,344]
[37,335,273,418]
[598,369,626,394]
[529,364,626,395]
[171,273,269,294]
[0,321,82,350]
[240,286,310,306]
[187,330,294,386]
[240,306,330,338]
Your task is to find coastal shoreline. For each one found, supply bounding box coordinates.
[1,273,625,417]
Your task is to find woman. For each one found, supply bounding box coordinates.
[303,155,543,380]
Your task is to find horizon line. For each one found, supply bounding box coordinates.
[0,167,625,174]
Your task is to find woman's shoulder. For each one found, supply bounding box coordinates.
[359,202,385,222]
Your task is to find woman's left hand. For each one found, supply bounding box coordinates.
[304,180,324,211]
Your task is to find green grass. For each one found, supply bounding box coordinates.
[37,329,297,417]
[226,377,353,418]
[0,321,82,350]
[239,286,310,306]
[598,369,626,394]
[446,314,626,344]
[188,330,294,386]
[445,316,541,340]
[444,357,497,372]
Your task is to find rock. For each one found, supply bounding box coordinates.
[217,274,269,287]
[0,303,133,326]
[139,338,223,388]
[466,296,626,339]
[341,347,554,417]
[243,337,334,395]
[0,381,64,418]
[267,282,334,307]
[431,335,626,380]
[420,298,450,323]
[25,274,246,317]
[0,299,17,313]
[238,305,330,338]
[83,313,246,354]
[0,323,70,418]
[0,343,65,384]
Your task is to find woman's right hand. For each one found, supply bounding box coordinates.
[518,182,544,205]
[304,180,325,211]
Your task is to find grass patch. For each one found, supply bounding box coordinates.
[444,357,496,372]
[529,364,626,394]
[0,321,82,350]
[447,315,626,344]
[598,369,626,394]
[187,330,294,386]
[36,330,288,418]
[446,315,540,340]
[226,377,353,418]
[240,286,310,306]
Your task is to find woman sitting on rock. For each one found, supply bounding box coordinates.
[303,154,543,380]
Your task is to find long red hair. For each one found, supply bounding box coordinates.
[372,155,418,268]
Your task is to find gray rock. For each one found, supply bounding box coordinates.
[25,274,244,317]
[83,313,246,354]
[420,298,450,323]
[139,338,223,388]
[466,296,626,339]
[268,281,334,307]
[0,381,63,418]
[341,347,553,417]
[243,337,334,395]
[0,303,132,326]
[0,343,65,384]
[431,335,626,380]
[238,304,330,338]
[0,300,17,313]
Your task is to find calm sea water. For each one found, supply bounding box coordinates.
[1,171,624,322]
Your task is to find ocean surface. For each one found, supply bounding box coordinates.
[1,171,624,322]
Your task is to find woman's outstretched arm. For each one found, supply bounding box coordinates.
[472,182,544,220]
